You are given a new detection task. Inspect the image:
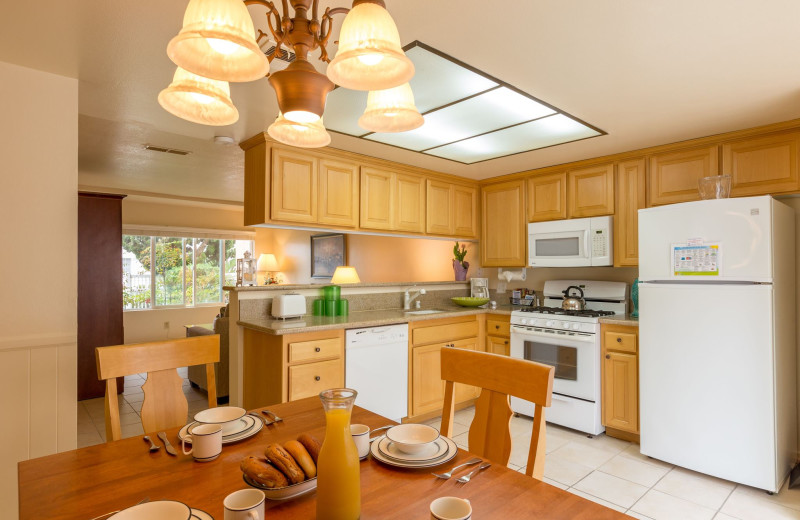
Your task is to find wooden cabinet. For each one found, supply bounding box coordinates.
[271,148,318,223]
[396,173,425,233]
[601,324,639,439]
[614,158,647,267]
[409,316,482,419]
[527,172,566,222]
[723,132,800,196]
[648,145,718,206]
[486,315,511,357]
[242,328,344,409]
[568,163,615,218]
[426,180,478,237]
[318,159,359,227]
[481,180,526,267]
[360,167,395,230]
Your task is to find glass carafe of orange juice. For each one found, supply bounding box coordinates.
[317,388,360,520]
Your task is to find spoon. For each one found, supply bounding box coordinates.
[456,462,491,483]
[143,435,160,452]
[431,457,482,479]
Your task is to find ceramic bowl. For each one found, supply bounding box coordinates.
[385,423,440,455]
[109,500,192,520]
[194,406,247,435]
[451,297,490,307]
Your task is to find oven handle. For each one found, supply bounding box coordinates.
[510,326,596,344]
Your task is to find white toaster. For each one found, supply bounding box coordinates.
[272,294,306,319]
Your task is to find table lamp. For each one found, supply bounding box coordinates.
[324,266,360,316]
[257,253,280,285]
[331,266,361,285]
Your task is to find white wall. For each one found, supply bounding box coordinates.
[0,61,78,518]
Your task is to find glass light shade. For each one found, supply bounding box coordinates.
[330,266,361,284]
[158,67,239,126]
[257,253,280,271]
[167,0,269,82]
[267,113,331,148]
[358,83,423,133]
[326,2,414,91]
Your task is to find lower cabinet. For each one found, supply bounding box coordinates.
[601,323,639,440]
[242,328,344,409]
[486,315,510,356]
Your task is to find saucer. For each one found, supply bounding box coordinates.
[180,414,262,445]
[378,436,448,462]
[370,435,457,469]
[191,508,214,520]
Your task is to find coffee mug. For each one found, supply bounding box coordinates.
[350,423,370,459]
[430,496,472,520]
[224,489,265,520]
[181,423,222,462]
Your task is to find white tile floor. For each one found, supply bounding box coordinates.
[424,409,800,520]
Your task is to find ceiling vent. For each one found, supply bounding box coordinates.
[257,31,295,73]
[144,145,191,156]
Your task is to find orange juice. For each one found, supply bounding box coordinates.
[316,407,361,519]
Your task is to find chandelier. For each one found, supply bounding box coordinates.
[158,0,424,148]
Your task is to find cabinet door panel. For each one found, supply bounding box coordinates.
[288,358,343,401]
[568,163,615,218]
[271,149,318,223]
[486,335,510,356]
[648,146,718,206]
[527,172,567,222]
[602,352,638,433]
[453,185,478,238]
[481,180,526,267]
[412,343,445,416]
[614,158,646,267]
[360,167,394,230]
[723,132,800,196]
[452,339,481,402]
[396,173,425,233]
[426,180,453,235]
[319,159,359,227]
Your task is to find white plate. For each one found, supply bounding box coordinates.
[194,406,247,435]
[109,500,192,519]
[370,435,458,468]
[191,508,213,520]
[378,436,448,462]
[179,414,262,445]
[243,474,318,501]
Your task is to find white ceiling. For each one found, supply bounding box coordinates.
[3,0,800,202]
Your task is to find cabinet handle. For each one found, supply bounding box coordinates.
[315,376,321,381]
[605,354,611,359]
[504,340,509,344]
[495,325,500,330]
[315,347,321,352]
[616,337,622,343]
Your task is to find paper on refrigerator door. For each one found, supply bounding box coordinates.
[671,243,721,276]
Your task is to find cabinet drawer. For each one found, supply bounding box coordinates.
[288,359,343,401]
[412,320,479,346]
[288,338,341,363]
[604,331,637,354]
[486,318,510,337]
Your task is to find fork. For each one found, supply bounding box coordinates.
[456,462,491,483]
[431,457,482,479]
[250,412,272,426]
[142,435,160,452]
[262,409,283,422]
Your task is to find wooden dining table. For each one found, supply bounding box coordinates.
[18,397,630,519]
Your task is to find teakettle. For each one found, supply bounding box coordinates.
[561,286,585,311]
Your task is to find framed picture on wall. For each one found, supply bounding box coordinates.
[311,233,346,278]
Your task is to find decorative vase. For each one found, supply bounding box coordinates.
[316,388,360,520]
[631,278,639,318]
[453,259,469,281]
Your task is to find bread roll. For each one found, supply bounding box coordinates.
[240,456,288,488]
[265,443,305,484]
[297,433,322,463]
[284,440,316,479]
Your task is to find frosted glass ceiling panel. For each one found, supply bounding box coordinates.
[323,87,369,137]
[425,115,601,164]
[364,87,557,150]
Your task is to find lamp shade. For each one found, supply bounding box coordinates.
[330,266,361,284]
[257,253,280,271]
[167,0,269,82]
[326,1,414,91]
[358,83,423,133]
[268,113,331,148]
[158,67,239,126]
[269,58,334,123]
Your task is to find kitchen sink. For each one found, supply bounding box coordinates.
[404,309,446,315]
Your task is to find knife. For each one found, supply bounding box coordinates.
[157,432,177,456]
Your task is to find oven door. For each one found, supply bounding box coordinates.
[528,223,590,267]
[509,325,597,401]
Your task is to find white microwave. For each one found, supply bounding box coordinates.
[528,216,613,267]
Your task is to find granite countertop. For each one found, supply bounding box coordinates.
[599,314,639,327]
[238,304,517,335]
[225,280,469,292]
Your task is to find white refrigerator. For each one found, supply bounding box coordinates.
[638,195,796,492]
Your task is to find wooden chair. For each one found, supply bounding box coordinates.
[95,335,220,441]
[440,347,554,479]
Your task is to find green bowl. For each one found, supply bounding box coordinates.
[451,297,491,307]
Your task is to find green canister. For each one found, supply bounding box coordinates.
[312,299,324,316]
[337,299,349,316]
[324,300,338,316]
[323,285,341,301]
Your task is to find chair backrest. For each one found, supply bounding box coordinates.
[95,336,220,441]
[440,347,554,479]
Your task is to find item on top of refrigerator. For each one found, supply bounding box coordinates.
[697,175,731,200]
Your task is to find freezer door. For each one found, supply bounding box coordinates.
[639,283,779,491]
[638,196,774,282]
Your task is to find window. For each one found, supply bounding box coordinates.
[123,235,254,310]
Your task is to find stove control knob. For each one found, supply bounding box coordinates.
[573,323,581,330]
[521,319,529,325]
[545,320,554,327]
[562,321,570,329]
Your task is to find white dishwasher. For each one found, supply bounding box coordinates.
[345,324,408,423]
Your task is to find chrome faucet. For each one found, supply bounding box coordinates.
[403,287,427,310]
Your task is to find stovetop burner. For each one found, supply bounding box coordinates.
[518,306,616,318]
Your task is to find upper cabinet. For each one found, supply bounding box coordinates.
[648,145,718,206]
[426,180,477,238]
[527,172,566,222]
[723,132,800,197]
[567,163,615,218]
[318,159,359,228]
[614,158,646,267]
[395,173,425,233]
[271,148,318,224]
[360,167,395,231]
[481,180,526,267]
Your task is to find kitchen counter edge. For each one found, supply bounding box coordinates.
[598,315,639,327]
